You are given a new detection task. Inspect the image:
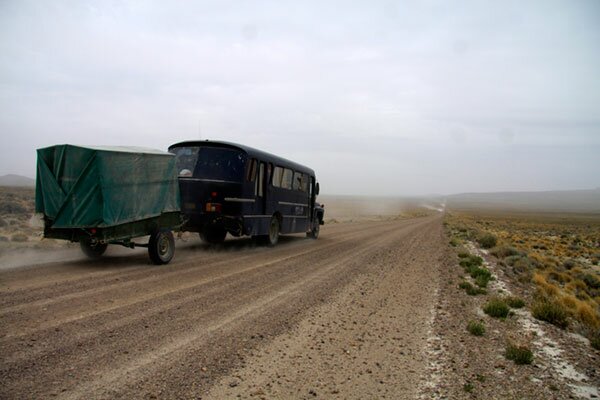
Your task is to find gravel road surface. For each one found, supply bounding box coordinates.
[0,215,446,399]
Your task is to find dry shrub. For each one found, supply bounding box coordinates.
[533,273,559,297]
[491,246,520,258]
[561,294,579,309]
[575,303,600,329]
[532,298,569,329]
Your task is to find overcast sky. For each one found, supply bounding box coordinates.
[1,0,599,195]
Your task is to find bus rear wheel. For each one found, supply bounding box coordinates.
[266,216,280,246]
[200,227,227,245]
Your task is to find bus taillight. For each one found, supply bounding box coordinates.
[205,203,222,213]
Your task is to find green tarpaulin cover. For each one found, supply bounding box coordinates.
[35,144,180,228]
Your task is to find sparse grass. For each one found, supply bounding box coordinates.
[483,298,510,318]
[467,320,485,336]
[477,233,497,249]
[505,343,533,365]
[505,296,526,309]
[531,298,569,329]
[463,382,474,393]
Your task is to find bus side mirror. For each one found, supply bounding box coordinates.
[315,182,320,195]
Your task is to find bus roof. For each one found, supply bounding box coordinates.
[169,140,315,176]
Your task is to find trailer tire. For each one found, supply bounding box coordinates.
[149,229,175,265]
[80,238,108,259]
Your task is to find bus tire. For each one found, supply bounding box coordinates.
[307,216,320,239]
[80,238,108,259]
[149,229,175,265]
[266,216,280,246]
[200,228,227,245]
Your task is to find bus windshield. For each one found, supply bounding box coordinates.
[171,146,247,182]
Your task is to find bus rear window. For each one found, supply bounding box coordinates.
[171,146,247,182]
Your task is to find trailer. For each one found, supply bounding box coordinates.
[35,144,182,264]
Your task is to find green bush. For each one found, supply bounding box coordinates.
[531,299,569,329]
[477,233,497,249]
[505,344,533,365]
[483,298,510,318]
[459,281,486,296]
[475,274,491,288]
[459,255,483,269]
[458,252,470,258]
[467,320,485,336]
[505,296,526,309]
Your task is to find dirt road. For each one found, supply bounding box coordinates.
[0,215,447,399]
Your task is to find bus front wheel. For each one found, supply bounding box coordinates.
[307,216,320,239]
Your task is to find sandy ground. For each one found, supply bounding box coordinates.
[0,214,445,399]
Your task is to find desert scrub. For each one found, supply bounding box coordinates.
[468,267,493,288]
[459,255,483,268]
[467,320,485,336]
[449,237,461,247]
[531,298,569,329]
[505,296,526,309]
[505,343,533,365]
[490,246,521,258]
[483,298,510,318]
[477,233,497,249]
[459,281,486,296]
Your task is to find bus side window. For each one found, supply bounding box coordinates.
[272,166,283,187]
[292,171,302,191]
[281,168,293,190]
[300,174,309,192]
[246,158,257,182]
[258,163,265,197]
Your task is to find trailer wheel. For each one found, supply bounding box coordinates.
[306,216,320,239]
[149,229,175,265]
[80,238,108,259]
[266,216,280,246]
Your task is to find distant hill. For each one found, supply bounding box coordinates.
[0,174,35,187]
[447,188,600,213]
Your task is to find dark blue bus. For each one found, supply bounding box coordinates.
[168,140,324,246]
